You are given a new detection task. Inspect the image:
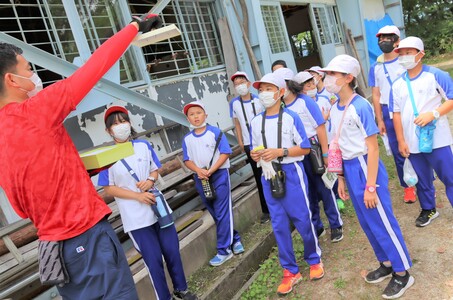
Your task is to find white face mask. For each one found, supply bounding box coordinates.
[306,88,318,98]
[13,73,43,97]
[259,90,279,108]
[190,122,207,129]
[111,123,131,142]
[324,75,343,94]
[235,83,250,96]
[398,54,420,70]
[283,89,291,99]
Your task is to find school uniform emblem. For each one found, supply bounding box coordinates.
[76,246,85,253]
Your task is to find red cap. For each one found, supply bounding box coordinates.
[183,101,206,115]
[104,105,128,122]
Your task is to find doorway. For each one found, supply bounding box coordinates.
[282,5,322,72]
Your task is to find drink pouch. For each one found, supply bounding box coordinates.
[151,189,174,229]
[328,140,343,173]
[416,121,436,153]
[403,158,418,187]
[321,171,338,190]
[270,162,286,198]
[309,137,326,175]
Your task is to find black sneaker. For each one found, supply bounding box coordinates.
[260,213,270,224]
[415,209,439,227]
[365,263,393,283]
[173,290,199,300]
[330,227,343,243]
[317,227,326,238]
[382,272,414,299]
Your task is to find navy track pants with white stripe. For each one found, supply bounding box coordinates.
[262,161,322,275]
[408,145,453,210]
[129,223,187,300]
[344,155,412,272]
[194,168,241,255]
[302,157,343,231]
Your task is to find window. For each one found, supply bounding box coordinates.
[312,5,343,45]
[0,0,142,85]
[261,5,289,54]
[128,0,224,81]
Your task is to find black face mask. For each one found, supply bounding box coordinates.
[379,41,395,53]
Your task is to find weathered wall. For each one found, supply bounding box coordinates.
[65,71,232,156]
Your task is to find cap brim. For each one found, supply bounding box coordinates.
[252,80,278,89]
[183,104,204,115]
[104,106,128,121]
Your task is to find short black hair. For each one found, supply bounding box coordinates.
[287,80,303,95]
[105,111,137,139]
[271,60,287,70]
[0,43,23,95]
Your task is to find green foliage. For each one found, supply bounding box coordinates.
[334,277,346,289]
[402,0,453,57]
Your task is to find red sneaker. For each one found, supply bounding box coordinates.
[404,187,416,203]
[277,269,302,295]
[309,262,325,280]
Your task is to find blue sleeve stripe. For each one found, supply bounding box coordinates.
[304,95,325,126]
[431,66,453,99]
[368,64,376,87]
[182,138,189,161]
[98,169,110,186]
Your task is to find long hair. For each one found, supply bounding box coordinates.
[105,111,137,140]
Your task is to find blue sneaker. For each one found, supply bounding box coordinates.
[232,241,245,255]
[209,252,233,267]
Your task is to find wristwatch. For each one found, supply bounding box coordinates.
[147,176,156,182]
[283,148,289,158]
[432,109,440,120]
[366,185,376,193]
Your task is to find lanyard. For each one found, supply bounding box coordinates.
[404,72,419,117]
[261,106,283,162]
[382,63,393,87]
[239,97,257,132]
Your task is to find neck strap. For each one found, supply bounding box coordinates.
[261,106,284,162]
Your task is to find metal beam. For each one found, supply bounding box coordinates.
[62,0,92,61]
[0,32,238,144]
[0,32,189,127]
[150,0,172,14]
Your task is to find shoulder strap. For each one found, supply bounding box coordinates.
[208,131,223,168]
[382,63,393,86]
[120,159,140,182]
[404,72,419,117]
[334,93,357,141]
[261,107,284,162]
[239,99,250,130]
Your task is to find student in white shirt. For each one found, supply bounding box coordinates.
[390,36,453,227]
[368,25,416,203]
[98,106,197,300]
[229,71,269,223]
[249,73,323,295]
[323,54,413,299]
[280,71,343,242]
[182,101,244,267]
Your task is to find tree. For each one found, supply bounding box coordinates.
[402,0,453,56]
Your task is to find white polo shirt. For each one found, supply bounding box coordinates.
[369,57,405,105]
[250,108,310,164]
[285,94,325,138]
[390,65,453,153]
[229,94,264,146]
[316,94,333,143]
[98,140,167,233]
[330,95,380,160]
[182,124,232,169]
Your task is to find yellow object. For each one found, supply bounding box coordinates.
[79,142,134,170]
[253,145,265,151]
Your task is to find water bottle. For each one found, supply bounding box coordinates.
[201,167,216,201]
[150,189,174,229]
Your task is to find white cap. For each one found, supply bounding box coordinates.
[183,101,206,115]
[304,66,325,77]
[273,67,294,81]
[394,36,424,53]
[231,71,249,82]
[252,73,286,90]
[376,25,400,37]
[320,54,361,78]
[292,71,313,84]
